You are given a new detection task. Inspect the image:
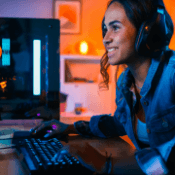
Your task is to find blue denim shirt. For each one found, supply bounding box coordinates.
[88,50,175,148]
[74,50,175,174]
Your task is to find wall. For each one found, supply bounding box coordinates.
[163,0,175,50]
[0,0,52,18]
[0,0,175,54]
[0,0,107,56]
[60,0,106,55]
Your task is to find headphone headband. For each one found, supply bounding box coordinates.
[153,0,164,7]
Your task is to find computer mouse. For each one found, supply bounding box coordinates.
[31,128,69,142]
[30,126,51,138]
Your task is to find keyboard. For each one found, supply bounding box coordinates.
[13,132,94,175]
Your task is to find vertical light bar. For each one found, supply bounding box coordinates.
[33,40,41,95]
[2,38,10,66]
[45,35,49,106]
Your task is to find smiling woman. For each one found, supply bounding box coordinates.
[30,0,175,174]
[103,2,137,66]
[100,0,173,90]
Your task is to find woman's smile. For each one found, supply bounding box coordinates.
[103,2,137,65]
[107,47,118,58]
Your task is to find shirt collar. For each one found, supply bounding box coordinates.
[120,54,163,96]
[140,58,161,96]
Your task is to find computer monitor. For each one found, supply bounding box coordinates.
[0,17,60,119]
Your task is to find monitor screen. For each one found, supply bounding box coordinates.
[0,17,60,120]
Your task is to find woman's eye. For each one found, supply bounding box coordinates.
[103,27,107,37]
[112,25,119,31]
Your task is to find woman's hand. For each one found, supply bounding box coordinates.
[30,119,70,138]
[52,142,106,174]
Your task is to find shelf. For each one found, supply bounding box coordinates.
[60,55,117,115]
[61,55,113,84]
[64,82,99,85]
[60,111,93,124]
[60,111,97,117]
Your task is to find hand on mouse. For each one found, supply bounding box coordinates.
[30,119,69,138]
[25,106,59,120]
[51,142,106,174]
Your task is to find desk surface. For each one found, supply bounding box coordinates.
[0,119,139,175]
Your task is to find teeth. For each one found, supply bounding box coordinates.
[108,48,116,52]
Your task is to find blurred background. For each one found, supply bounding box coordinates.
[0,0,174,55]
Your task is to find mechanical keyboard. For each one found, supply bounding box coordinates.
[13,132,94,175]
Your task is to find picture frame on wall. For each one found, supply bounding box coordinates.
[53,0,81,34]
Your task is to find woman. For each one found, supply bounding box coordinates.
[29,0,175,174]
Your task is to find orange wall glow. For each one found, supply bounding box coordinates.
[163,0,175,50]
[60,0,175,55]
[58,5,77,24]
[60,0,107,55]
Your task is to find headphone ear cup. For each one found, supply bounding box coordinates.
[135,21,153,56]
[135,8,170,57]
[153,11,170,48]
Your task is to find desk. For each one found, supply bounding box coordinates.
[0,119,43,175]
[0,119,141,175]
[60,111,92,124]
[60,113,136,148]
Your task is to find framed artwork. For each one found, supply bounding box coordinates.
[53,0,81,34]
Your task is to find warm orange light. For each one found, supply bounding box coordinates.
[0,81,7,92]
[12,76,16,80]
[79,41,88,55]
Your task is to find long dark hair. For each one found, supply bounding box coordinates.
[99,0,174,90]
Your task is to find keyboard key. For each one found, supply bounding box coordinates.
[15,137,82,174]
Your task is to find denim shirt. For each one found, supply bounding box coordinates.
[74,50,175,173]
[86,50,175,148]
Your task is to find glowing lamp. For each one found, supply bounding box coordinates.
[79,41,88,55]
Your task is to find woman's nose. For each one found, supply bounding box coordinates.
[103,31,113,46]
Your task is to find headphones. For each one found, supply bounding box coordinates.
[135,0,171,57]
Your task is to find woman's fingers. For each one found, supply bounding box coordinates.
[43,122,68,138]
[29,122,42,133]
[52,144,78,161]
[35,122,52,133]
[52,149,69,162]
[30,122,50,134]
[29,120,69,138]
[43,128,60,138]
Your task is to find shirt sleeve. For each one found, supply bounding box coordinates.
[73,113,126,138]
[74,120,94,138]
[73,115,109,138]
[88,114,126,138]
